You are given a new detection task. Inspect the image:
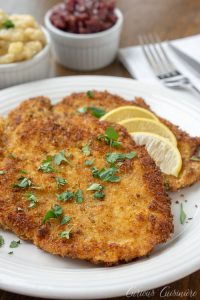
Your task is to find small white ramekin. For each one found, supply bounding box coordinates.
[0,28,51,89]
[45,8,123,71]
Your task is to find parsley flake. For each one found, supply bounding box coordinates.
[42,204,63,224]
[77,106,106,118]
[87,183,103,191]
[85,160,94,166]
[27,192,37,208]
[75,189,84,203]
[57,191,74,202]
[97,127,121,148]
[0,235,4,247]
[89,107,106,118]
[82,143,91,156]
[180,203,187,225]
[19,169,27,174]
[87,183,105,199]
[9,240,20,248]
[55,176,67,188]
[2,19,15,29]
[38,156,55,173]
[54,150,70,166]
[105,151,137,164]
[59,228,72,239]
[92,166,120,182]
[13,177,32,188]
[8,251,13,255]
[86,90,94,98]
[94,191,105,199]
[61,215,71,225]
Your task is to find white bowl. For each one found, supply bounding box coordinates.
[45,7,123,71]
[0,28,51,89]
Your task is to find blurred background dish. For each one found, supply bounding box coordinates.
[0,27,50,89]
[0,10,47,64]
[45,1,123,71]
[49,0,118,34]
[0,10,50,88]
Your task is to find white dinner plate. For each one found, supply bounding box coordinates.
[0,76,200,299]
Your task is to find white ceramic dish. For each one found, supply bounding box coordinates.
[0,76,200,299]
[45,8,123,71]
[0,28,51,89]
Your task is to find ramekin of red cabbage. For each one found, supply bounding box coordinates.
[45,0,123,71]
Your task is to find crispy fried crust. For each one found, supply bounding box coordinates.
[0,96,173,265]
[55,91,200,191]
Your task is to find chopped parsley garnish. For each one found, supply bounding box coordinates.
[87,183,103,191]
[180,203,187,225]
[61,215,71,225]
[8,251,13,255]
[105,151,137,164]
[57,191,74,202]
[0,170,6,175]
[27,192,37,208]
[86,90,94,99]
[91,166,120,182]
[0,235,4,247]
[85,160,94,166]
[87,183,105,199]
[97,127,121,148]
[54,150,69,166]
[77,106,87,114]
[9,240,20,248]
[59,228,72,239]
[82,143,91,156]
[94,191,105,199]
[13,177,32,188]
[77,106,106,118]
[91,166,99,178]
[190,156,200,162]
[2,19,15,29]
[38,156,55,173]
[89,107,106,118]
[42,204,63,224]
[75,189,84,203]
[19,169,27,174]
[55,176,67,188]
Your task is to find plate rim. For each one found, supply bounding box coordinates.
[0,75,200,299]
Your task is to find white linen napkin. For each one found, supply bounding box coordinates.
[118,34,200,105]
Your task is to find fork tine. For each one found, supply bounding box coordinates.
[147,34,169,74]
[139,35,162,75]
[154,34,180,75]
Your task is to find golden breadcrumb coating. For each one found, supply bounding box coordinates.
[55,91,200,191]
[0,96,173,265]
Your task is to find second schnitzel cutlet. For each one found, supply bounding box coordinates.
[0,97,173,265]
[54,91,200,192]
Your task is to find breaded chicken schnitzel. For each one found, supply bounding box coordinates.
[54,91,200,192]
[0,97,172,265]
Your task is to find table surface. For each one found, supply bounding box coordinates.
[0,0,200,299]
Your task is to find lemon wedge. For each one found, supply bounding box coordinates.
[131,132,182,176]
[119,118,177,146]
[100,106,158,122]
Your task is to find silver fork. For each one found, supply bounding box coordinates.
[138,34,200,96]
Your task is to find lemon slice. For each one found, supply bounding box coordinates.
[131,132,182,176]
[119,118,177,146]
[100,106,158,122]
